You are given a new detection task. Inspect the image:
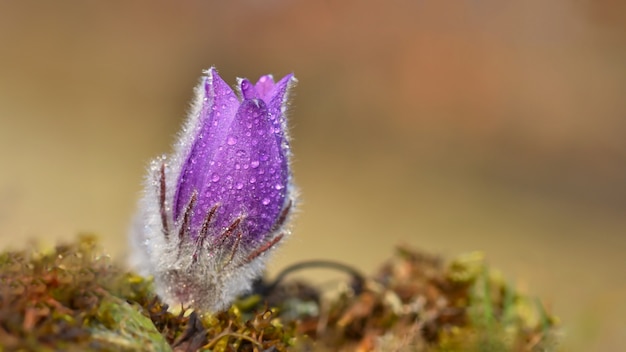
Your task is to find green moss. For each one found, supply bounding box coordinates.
[89,295,170,351]
[0,236,559,351]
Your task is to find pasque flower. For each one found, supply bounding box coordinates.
[130,67,297,312]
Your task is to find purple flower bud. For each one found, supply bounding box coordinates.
[130,68,297,312]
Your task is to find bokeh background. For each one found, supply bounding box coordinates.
[1,1,625,350]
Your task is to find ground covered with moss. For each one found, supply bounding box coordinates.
[0,236,558,351]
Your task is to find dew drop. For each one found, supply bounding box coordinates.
[274,184,284,190]
[249,177,256,184]
[250,160,260,168]
[262,198,270,205]
[211,173,220,182]
[227,136,238,145]
[235,182,244,190]
[235,149,246,157]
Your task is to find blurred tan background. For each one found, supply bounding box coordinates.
[1,0,625,350]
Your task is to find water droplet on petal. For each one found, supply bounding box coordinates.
[249,177,256,184]
[250,160,260,168]
[274,184,284,190]
[211,173,220,182]
[227,136,237,145]
[262,198,270,205]
[236,149,246,157]
[235,182,244,190]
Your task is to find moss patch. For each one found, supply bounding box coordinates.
[0,236,558,351]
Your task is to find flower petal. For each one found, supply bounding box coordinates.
[195,97,288,242]
[254,75,275,101]
[264,73,295,143]
[173,68,240,225]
